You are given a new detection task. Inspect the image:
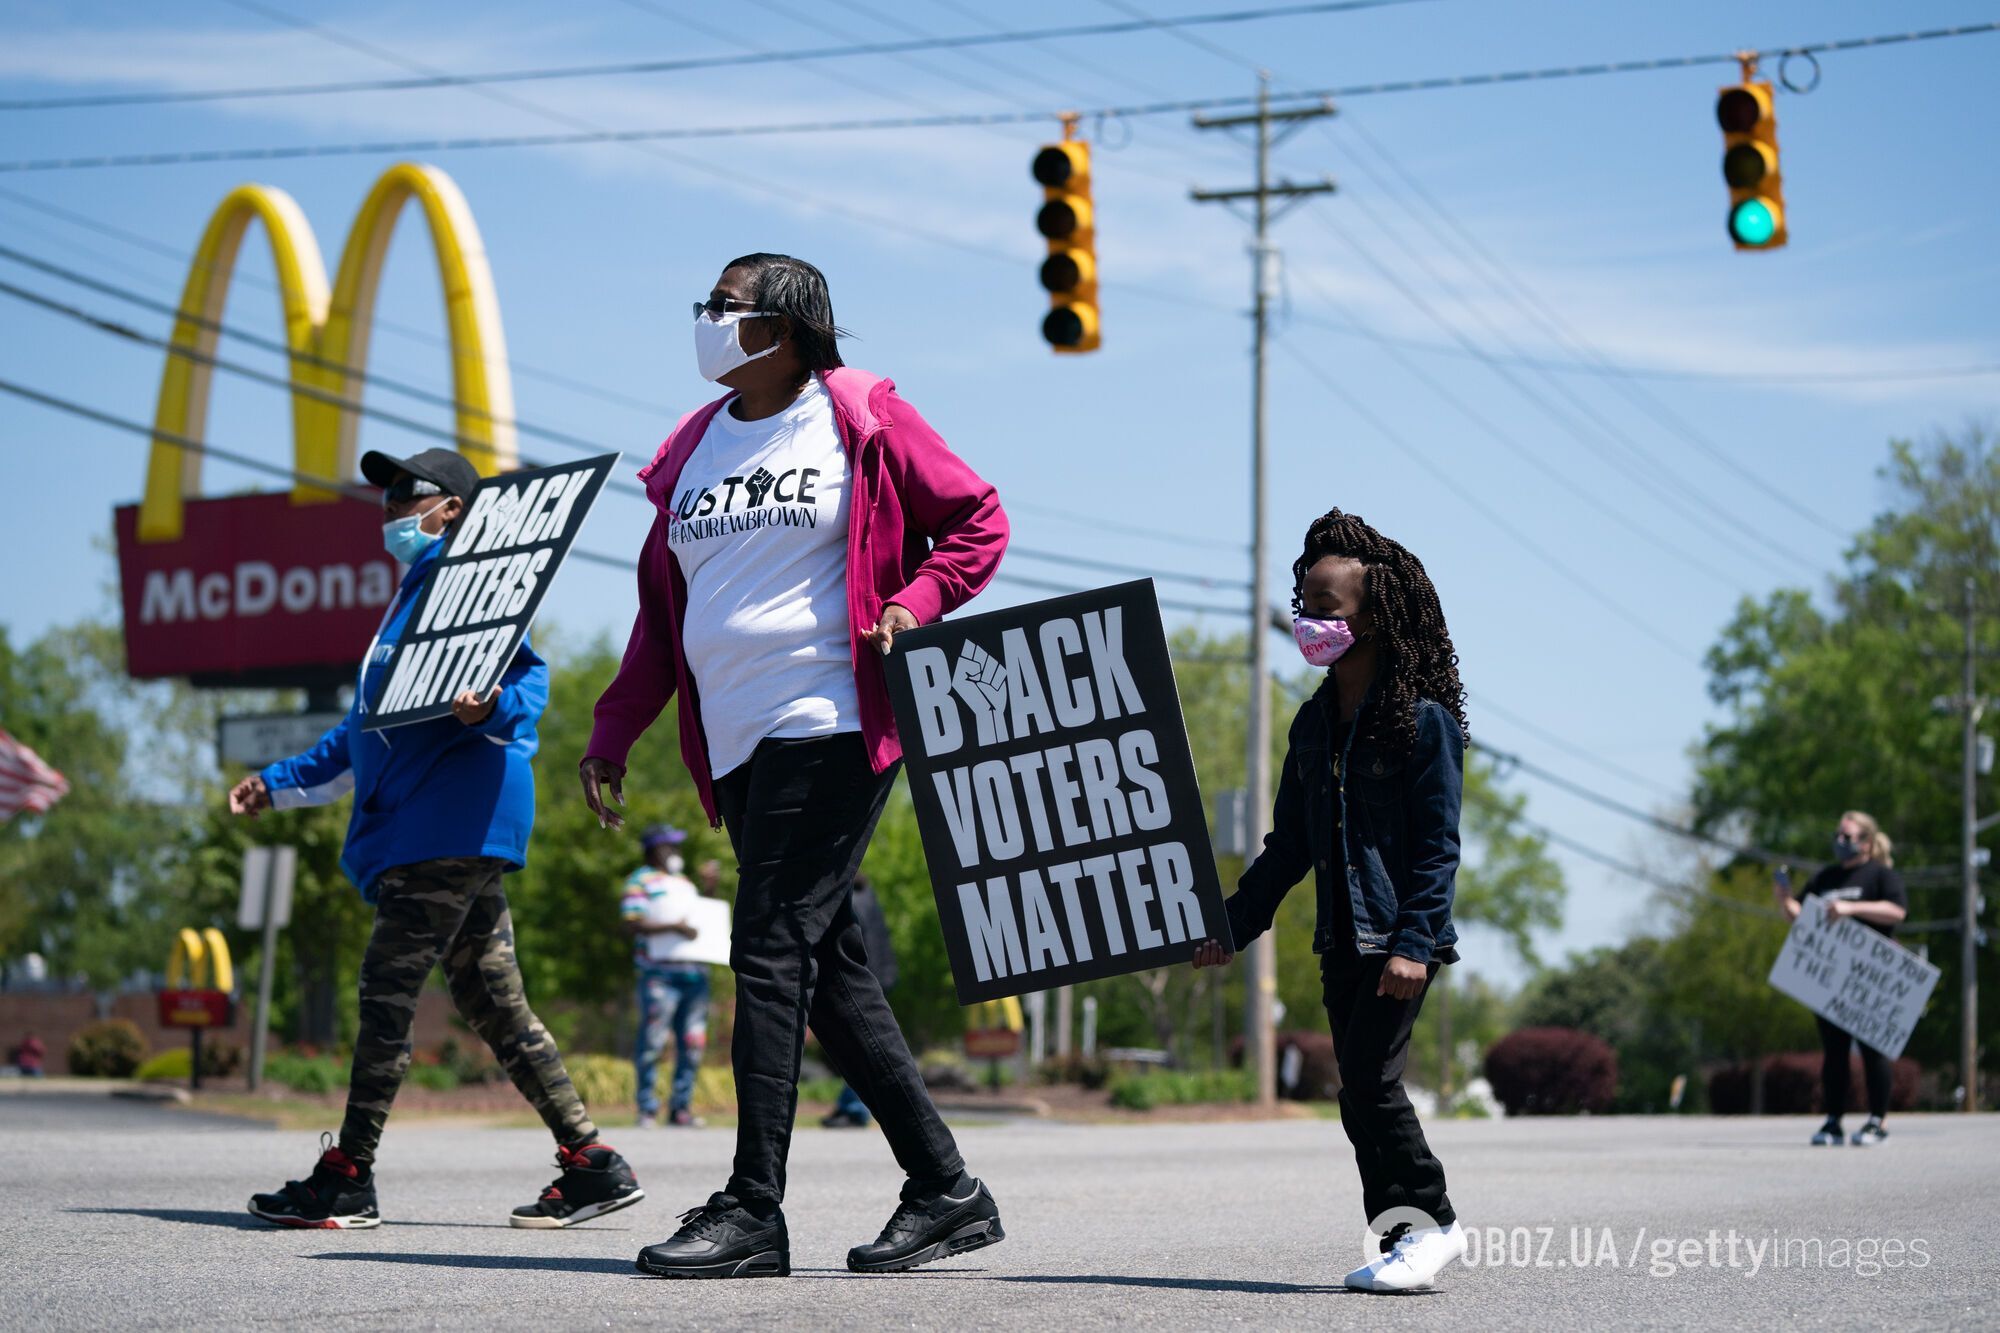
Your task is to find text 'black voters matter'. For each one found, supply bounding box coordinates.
[885,580,1229,1004]
[363,453,617,731]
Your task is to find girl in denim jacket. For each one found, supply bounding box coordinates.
[1194,508,1469,1292]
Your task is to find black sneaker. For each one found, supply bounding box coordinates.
[510,1141,645,1229]
[821,1109,870,1129]
[635,1194,790,1278]
[248,1134,381,1229]
[846,1178,1004,1273]
[1810,1120,1845,1146]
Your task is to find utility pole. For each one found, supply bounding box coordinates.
[1192,76,1335,1108]
[1959,575,1985,1111]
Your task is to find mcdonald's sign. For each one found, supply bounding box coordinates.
[114,162,517,686]
[964,995,1024,1060]
[158,927,237,1029]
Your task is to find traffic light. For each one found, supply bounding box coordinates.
[1033,137,1099,353]
[1716,78,1786,251]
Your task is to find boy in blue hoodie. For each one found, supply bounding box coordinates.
[228,447,641,1232]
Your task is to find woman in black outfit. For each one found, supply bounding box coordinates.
[1774,809,1907,1146]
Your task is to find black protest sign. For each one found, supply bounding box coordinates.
[885,580,1228,1004]
[362,453,617,730]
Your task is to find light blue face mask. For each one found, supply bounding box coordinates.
[382,510,443,563]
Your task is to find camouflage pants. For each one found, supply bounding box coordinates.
[338,856,596,1164]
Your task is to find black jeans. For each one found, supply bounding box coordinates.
[1817,1014,1891,1120]
[713,732,963,1210]
[1323,951,1454,1228]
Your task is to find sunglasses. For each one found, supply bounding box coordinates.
[692,296,768,318]
[383,476,444,504]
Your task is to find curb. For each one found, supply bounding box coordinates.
[0,1078,190,1104]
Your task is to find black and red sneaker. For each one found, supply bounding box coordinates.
[510,1141,645,1229]
[248,1134,381,1229]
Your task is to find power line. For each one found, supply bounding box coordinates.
[1468,787,1788,921]
[0,260,1232,592]
[0,202,1232,563]
[1323,115,1851,539]
[13,184,1980,399]
[1305,203,1824,580]
[0,185,681,421]
[1275,339,1700,664]
[1463,686,1683,801]
[7,22,1997,171]
[1474,736,1803,868]
[0,242,615,457]
[0,0,1433,111]
[0,372,1232,614]
[1284,258,1762,597]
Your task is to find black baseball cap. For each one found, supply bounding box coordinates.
[361,447,480,503]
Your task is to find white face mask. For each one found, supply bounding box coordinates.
[694,309,780,382]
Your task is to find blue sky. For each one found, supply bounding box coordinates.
[2,0,1995,988]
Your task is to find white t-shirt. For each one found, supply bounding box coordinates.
[667,377,860,778]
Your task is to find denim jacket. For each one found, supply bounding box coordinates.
[1225,678,1463,965]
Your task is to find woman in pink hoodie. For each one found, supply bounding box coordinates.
[582,254,1009,1281]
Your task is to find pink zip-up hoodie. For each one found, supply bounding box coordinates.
[586,367,1009,825]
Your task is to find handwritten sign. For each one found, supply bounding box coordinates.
[1768,897,1940,1059]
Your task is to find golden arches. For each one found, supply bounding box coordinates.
[167,927,235,992]
[140,162,517,543]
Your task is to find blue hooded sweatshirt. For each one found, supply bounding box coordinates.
[260,541,547,900]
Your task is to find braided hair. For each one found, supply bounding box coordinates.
[1290,508,1468,755]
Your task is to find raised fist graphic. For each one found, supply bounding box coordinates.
[950,642,1011,747]
[744,466,779,508]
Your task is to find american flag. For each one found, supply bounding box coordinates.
[0,728,69,822]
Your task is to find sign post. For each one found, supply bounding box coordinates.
[159,928,236,1088]
[884,580,1229,1004]
[240,845,297,1091]
[1768,897,1942,1059]
[362,454,618,731]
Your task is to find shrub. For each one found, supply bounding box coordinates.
[693,1065,735,1113]
[404,1063,460,1092]
[133,1039,242,1084]
[1707,1051,1921,1115]
[567,1053,635,1112]
[264,1051,344,1094]
[136,1048,193,1082]
[68,1019,149,1078]
[1483,1027,1618,1115]
[1108,1069,1256,1111]
[797,1075,846,1104]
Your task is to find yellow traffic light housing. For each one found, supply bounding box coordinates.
[1033,131,1100,353]
[1717,71,1786,251]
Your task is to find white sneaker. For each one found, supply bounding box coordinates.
[1850,1118,1888,1147]
[635,1113,659,1130]
[1345,1220,1468,1292]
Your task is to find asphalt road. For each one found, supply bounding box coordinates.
[1,1093,1994,1331]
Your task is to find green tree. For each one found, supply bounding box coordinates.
[1693,427,1997,1075]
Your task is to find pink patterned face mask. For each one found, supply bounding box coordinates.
[1293,615,1356,667]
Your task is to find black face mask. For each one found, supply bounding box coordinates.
[1833,834,1864,861]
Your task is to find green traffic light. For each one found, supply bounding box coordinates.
[1730,197,1778,247]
